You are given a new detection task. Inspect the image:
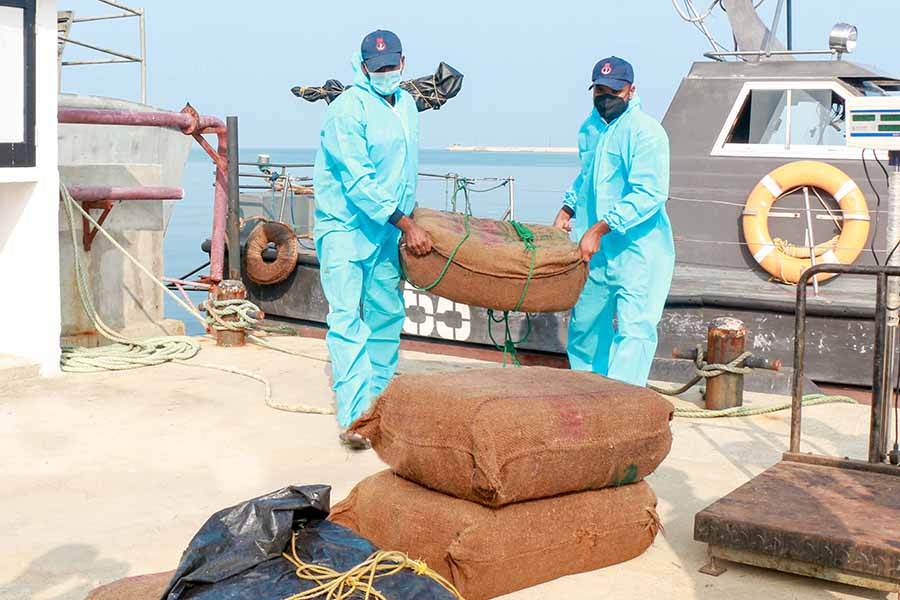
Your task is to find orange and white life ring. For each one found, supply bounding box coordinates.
[742,161,870,284]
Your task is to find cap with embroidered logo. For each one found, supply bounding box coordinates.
[590,56,634,91]
[361,29,402,71]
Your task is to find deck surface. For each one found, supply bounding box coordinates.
[671,264,877,311]
[0,336,886,600]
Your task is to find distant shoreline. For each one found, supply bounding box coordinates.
[447,144,577,154]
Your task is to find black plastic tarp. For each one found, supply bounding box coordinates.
[291,62,464,112]
[160,484,455,600]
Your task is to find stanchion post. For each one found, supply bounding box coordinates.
[705,317,747,410]
[210,280,247,347]
[226,116,241,281]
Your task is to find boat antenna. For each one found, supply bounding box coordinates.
[672,0,794,62]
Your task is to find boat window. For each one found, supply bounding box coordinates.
[725,89,845,148]
[790,90,845,146]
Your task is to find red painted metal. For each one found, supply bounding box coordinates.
[57,107,225,134]
[162,277,211,290]
[68,186,184,251]
[58,104,230,283]
[80,200,113,251]
[67,186,183,202]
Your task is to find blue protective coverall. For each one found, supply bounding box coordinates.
[563,96,674,386]
[313,53,418,428]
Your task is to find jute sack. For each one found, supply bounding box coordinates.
[330,471,660,600]
[86,571,173,600]
[351,366,673,507]
[400,208,587,312]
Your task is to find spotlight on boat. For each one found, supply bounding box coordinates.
[829,23,858,57]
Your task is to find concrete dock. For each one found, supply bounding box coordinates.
[0,336,883,599]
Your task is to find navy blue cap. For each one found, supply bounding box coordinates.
[361,30,403,71]
[590,56,634,91]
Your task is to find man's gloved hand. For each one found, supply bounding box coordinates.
[397,215,433,256]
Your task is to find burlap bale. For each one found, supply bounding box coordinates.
[351,366,673,507]
[330,470,660,600]
[85,571,174,600]
[400,208,587,312]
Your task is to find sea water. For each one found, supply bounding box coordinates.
[165,148,580,334]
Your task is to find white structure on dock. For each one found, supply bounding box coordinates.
[0,0,61,377]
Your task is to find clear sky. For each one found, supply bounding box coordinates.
[60,0,900,148]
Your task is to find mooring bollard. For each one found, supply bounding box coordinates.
[209,279,247,347]
[705,317,747,410]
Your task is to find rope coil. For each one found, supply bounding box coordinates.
[59,182,202,373]
[281,532,464,600]
[60,181,334,415]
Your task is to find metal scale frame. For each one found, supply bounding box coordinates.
[695,144,900,595]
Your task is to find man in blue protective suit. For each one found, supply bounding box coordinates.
[313,30,432,448]
[553,56,674,387]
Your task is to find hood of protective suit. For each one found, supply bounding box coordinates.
[351,51,387,98]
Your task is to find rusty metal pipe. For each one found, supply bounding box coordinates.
[58,106,230,283]
[66,185,183,202]
[208,131,228,283]
[744,356,782,371]
[210,280,248,347]
[162,277,211,290]
[58,107,224,133]
[705,318,747,411]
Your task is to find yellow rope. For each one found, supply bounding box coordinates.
[281,533,464,600]
[772,235,838,259]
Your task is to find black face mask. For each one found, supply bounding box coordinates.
[593,93,628,123]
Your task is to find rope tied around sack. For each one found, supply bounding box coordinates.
[281,532,465,600]
[486,309,532,367]
[402,178,536,366]
[485,220,537,368]
[509,219,537,313]
[404,178,473,292]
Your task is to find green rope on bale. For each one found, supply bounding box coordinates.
[486,310,532,367]
[402,181,538,367]
[404,179,472,292]
[509,220,537,313]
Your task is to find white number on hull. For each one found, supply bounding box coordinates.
[402,283,471,341]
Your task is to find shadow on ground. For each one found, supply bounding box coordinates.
[1,544,129,600]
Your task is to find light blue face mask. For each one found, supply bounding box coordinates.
[368,69,403,97]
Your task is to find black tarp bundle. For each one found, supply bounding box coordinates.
[160,485,455,600]
[291,62,464,112]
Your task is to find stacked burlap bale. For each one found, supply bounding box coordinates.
[400,208,588,312]
[85,571,173,600]
[331,366,674,600]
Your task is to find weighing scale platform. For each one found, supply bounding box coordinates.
[694,457,900,593]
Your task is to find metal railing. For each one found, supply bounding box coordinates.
[237,156,518,224]
[704,49,838,62]
[790,263,900,464]
[58,1,147,103]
